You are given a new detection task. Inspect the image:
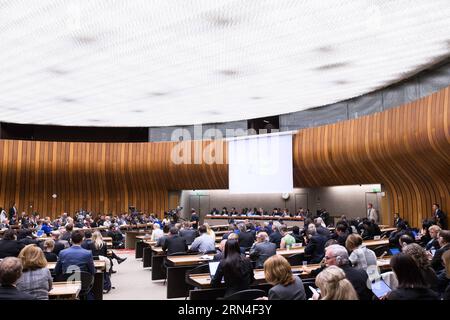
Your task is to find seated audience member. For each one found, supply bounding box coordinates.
[304,224,327,264]
[237,223,255,250]
[162,227,188,255]
[437,250,450,300]
[402,243,438,292]
[41,221,53,236]
[106,225,124,248]
[419,219,433,246]
[263,255,306,300]
[313,265,358,300]
[263,221,273,235]
[426,225,441,251]
[190,225,216,254]
[60,223,73,243]
[314,218,331,238]
[17,229,38,246]
[51,231,69,255]
[323,244,375,300]
[291,226,304,245]
[54,231,95,276]
[269,223,283,248]
[393,213,404,228]
[214,233,240,261]
[345,234,379,281]
[398,234,414,248]
[179,222,198,245]
[331,224,349,246]
[0,257,35,300]
[280,225,296,249]
[249,232,276,268]
[42,239,58,262]
[91,231,126,266]
[385,253,439,300]
[0,229,25,258]
[211,239,254,298]
[360,219,382,240]
[431,230,450,272]
[150,223,164,242]
[16,244,52,300]
[81,230,93,250]
[389,221,414,248]
[156,225,171,247]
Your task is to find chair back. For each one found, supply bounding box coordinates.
[185,264,211,288]
[223,289,266,300]
[286,253,305,266]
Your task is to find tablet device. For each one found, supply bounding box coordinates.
[389,248,400,255]
[371,279,392,298]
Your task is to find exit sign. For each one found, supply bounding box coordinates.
[372,188,381,192]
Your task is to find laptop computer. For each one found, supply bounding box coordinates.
[371,279,392,298]
[208,261,220,278]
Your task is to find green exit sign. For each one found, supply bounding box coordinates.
[372,188,381,192]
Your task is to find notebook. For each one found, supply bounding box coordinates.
[371,279,392,298]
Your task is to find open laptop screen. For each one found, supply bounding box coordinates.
[209,261,220,278]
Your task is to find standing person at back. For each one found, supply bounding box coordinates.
[190,209,199,230]
[432,203,448,230]
[367,203,378,223]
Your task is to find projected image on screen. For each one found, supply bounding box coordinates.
[228,134,293,194]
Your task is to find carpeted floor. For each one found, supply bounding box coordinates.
[103,250,183,300]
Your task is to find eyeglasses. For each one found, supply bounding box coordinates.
[325,255,336,260]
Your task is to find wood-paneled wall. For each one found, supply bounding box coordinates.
[293,86,450,227]
[0,87,449,225]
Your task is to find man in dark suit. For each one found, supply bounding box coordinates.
[324,244,376,300]
[431,230,450,272]
[237,223,255,250]
[249,232,276,268]
[81,230,93,250]
[55,231,95,276]
[0,257,34,300]
[190,210,199,230]
[314,218,331,238]
[433,203,448,230]
[162,227,188,255]
[269,224,283,248]
[0,229,25,259]
[51,231,68,255]
[330,224,349,246]
[304,224,327,263]
[179,222,198,245]
[8,203,17,222]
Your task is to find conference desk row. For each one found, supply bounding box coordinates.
[144,238,389,298]
[47,260,106,300]
[187,257,393,300]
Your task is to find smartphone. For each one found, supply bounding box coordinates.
[309,286,319,296]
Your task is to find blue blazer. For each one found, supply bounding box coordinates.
[55,245,96,275]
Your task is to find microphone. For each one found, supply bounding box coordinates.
[379,251,388,259]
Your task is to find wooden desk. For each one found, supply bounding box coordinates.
[380,227,397,233]
[49,281,81,299]
[209,224,229,231]
[125,230,152,249]
[47,261,105,300]
[363,239,389,247]
[188,257,393,289]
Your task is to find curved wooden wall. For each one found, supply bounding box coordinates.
[0,87,449,224]
[293,86,450,227]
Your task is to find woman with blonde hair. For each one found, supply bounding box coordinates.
[203,223,216,242]
[16,244,53,300]
[314,266,358,300]
[264,255,306,300]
